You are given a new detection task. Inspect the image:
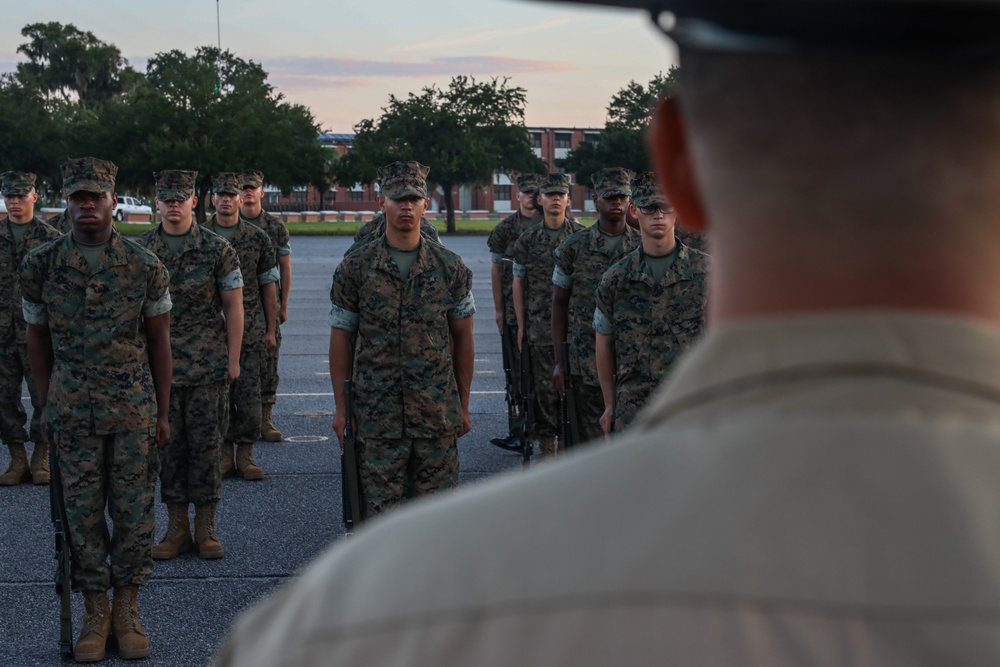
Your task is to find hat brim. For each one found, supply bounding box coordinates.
[383,185,428,200]
[1,187,33,197]
[598,187,632,198]
[64,181,113,196]
[633,195,669,208]
[539,186,570,194]
[157,189,195,201]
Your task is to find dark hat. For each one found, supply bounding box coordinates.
[631,172,668,208]
[155,170,197,201]
[0,172,36,197]
[62,157,117,196]
[532,1,1000,54]
[240,169,265,189]
[591,167,634,198]
[538,173,571,195]
[377,161,430,199]
[516,173,543,193]
[213,172,242,195]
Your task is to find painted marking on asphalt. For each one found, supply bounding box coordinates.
[294,410,333,418]
[283,435,329,443]
[314,372,330,376]
[475,370,496,374]
[277,391,504,396]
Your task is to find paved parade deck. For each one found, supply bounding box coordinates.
[0,235,528,666]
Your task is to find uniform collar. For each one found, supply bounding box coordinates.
[55,228,130,275]
[148,221,206,256]
[627,239,701,287]
[643,312,1000,427]
[370,236,434,280]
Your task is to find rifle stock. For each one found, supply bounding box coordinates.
[499,293,518,434]
[560,340,581,449]
[48,442,73,660]
[341,380,363,534]
[611,372,618,435]
[519,341,534,466]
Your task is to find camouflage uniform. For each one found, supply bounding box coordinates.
[45,208,73,234]
[238,170,291,412]
[676,226,708,253]
[136,171,243,506]
[594,243,709,430]
[346,212,439,257]
[204,202,278,447]
[512,174,584,453]
[553,170,640,444]
[0,174,62,458]
[330,161,475,517]
[19,159,172,592]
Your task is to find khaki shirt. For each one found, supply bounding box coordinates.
[219,312,1000,666]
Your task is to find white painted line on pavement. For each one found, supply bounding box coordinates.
[277,391,505,396]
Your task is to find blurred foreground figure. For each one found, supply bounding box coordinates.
[218,1,1000,665]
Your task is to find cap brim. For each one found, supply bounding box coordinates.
[1,188,32,197]
[599,188,632,198]
[158,189,194,201]
[385,185,428,199]
[633,195,668,207]
[539,186,570,194]
[64,181,112,196]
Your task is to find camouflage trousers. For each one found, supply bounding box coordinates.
[52,429,156,591]
[614,378,656,433]
[261,320,281,406]
[160,382,228,506]
[228,345,263,444]
[358,435,459,518]
[569,376,606,445]
[0,339,45,445]
[529,344,559,439]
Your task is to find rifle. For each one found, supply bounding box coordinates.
[340,379,363,534]
[489,287,524,452]
[560,340,582,449]
[610,372,619,435]
[49,443,73,660]
[519,340,534,467]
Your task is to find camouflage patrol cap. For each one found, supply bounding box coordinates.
[0,172,36,197]
[516,173,543,193]
[240,169,265,189]
[534,0,1000,54]
[213,172,242,195]
[62,157,117,196]
[377,161,430,200]
[591,167,634,199]
[538,173,571,195]
[631,172,668,208]
[154,170,197,201]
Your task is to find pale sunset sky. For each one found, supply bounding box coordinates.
[0,0,678,132]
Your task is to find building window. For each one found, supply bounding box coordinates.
[554,132,572,149]
[292,190,308,203]
[265,192,280,204]
[530,132,542,149]
[495,185,512,201]
[348,191,365,202]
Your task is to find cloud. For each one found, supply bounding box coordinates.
[392,17,578,53]
[263,54,577,84]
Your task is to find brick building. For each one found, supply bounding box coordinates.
[260,129,603,214]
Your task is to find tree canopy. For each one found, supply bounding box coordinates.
[1,24,330,220]
[561,68,679,182]
[334,76,546,232]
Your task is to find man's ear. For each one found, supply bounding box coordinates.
[649,97,707,232]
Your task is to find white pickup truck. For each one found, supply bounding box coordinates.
[114,196,153,221]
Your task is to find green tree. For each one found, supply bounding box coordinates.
[334,76,545,232]
[80,47,330,221]
[562,68,679,181]
[0,73,73,193]
[16,22,141,109]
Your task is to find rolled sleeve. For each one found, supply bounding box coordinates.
[144,289,172,318]
[512,262,527,278]
[22,298,48,325]
[552,266,574,289]
[277,243,292,257]
[328,303,359,331]
[258,266,280,285]
[593,307,614,335]
[490,252,505,264]
[448,292,476,321]
[218,268,244,292]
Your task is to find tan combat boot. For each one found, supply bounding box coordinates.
[537,437,556,461]
[0,443,31,486]
[235,444,264,480]
[220,441,236,479]
[260,403,282,442]
[111,586,150,660]
[74,590,111,663]
[194,502,224,559]
[151,503,193,560]
[30,443,50,485]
